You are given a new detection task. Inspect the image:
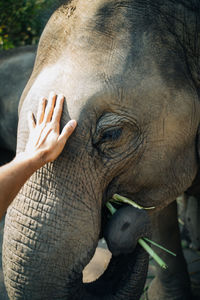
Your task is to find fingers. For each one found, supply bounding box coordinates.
[29,91,77,146]
[26,90,77,164]
[37,97,47,124]
[28,111,36,130]
[43,92,57,123]
[36,93,65,126]
[58,120,77,146]
[51,94,65,124]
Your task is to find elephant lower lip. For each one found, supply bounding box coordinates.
[79,243,149,299]
[83,239,112,283]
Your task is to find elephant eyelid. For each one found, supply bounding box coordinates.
[92,126,123,147]
[93,113,139,147]
[95,112,137,133]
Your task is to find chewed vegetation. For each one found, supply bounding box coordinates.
[106,194,176,269]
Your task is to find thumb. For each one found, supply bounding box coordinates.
[58,120,77,145]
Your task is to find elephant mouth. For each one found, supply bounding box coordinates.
[79,203,150,299]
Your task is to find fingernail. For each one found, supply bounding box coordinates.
[67,120,77,129]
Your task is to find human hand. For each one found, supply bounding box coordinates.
[25,92,77,166]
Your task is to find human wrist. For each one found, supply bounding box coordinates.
[14,150,47,172]
[30,149,50,168]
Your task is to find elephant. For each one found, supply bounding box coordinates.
[0,46,36,164]
[2,0,200,299]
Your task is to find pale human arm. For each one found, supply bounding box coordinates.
[0,92,77,220]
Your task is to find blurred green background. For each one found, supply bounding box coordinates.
[0,0,55,50]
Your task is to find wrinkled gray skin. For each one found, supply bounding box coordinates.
[0,46,36,154]
[3,0,200,299]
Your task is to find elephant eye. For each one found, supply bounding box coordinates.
[93,113,140,159]
[99,127,122,144]
[101,127,122,142]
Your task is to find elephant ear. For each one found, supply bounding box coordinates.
[186,128,200,197]
[198,126,200,162]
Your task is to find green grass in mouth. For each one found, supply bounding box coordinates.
[106,195,176,269]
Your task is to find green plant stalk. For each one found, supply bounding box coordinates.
[106,202,117,215]
[111,194,176,256]
[143,237,176,257]
[178,218,184,226]
[138,239,168,269]
[112,194,155,210]
[106,201,168,269]
[111,195,176,257]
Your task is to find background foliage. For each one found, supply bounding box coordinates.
[0,0,55,50]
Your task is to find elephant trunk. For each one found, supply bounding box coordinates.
[3,152,150,300]
[3,153,101,299]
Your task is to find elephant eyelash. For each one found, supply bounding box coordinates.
[93,127,123,146]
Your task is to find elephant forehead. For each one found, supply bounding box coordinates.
[20,47,137,118]
[20,0,199,127]
[38,0,137,74]
[21,54,197,130]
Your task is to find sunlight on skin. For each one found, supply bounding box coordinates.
[19,57,102,123]
[0,92,77,221]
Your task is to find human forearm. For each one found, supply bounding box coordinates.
[0,153,41,220]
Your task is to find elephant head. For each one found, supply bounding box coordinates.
[3,1,200,299]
